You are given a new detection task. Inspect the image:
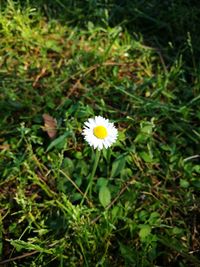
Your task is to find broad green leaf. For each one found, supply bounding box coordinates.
[141,125,153,134]
[193,165,200,173]
[111,155,126,177]
[140,120,154,134]
[71,192,82,202]
[180,179,189,188]
[134,120,154,143]
[138,210,148,222]
[134,133,149,143]
[139,225,151,242]
[62,157,74,175]
[139,151,153,163]
[119,242,136,264]
[97,178,108,188]
[148,212,161,225]
[172,227,184,235]
[112,205,123,221]
[191,180,200,189]
[99,185,111,207]
[111,206,120,220]
[161,144,171,151]
[120,168,132,178]
[46,132,69,152]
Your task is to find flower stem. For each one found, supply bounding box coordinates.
[82,149,101,203]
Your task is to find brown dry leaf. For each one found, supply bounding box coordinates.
[0,144,10,150]
[42,113,57,139]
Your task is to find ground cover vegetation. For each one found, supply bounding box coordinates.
[0,0,200,266]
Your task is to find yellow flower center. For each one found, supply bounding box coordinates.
[93,125,108,139]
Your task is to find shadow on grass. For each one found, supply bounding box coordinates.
[11,0,200,59]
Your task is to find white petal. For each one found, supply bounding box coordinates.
[82,116,118,150]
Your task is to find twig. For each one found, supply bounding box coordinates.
[0,251,38,265]
[33,67,47,87]
[183,155,200,162]
[59,170,93,208]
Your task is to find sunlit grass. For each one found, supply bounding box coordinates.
[0,1,200,266]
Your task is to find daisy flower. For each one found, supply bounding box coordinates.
[82,116,118,150]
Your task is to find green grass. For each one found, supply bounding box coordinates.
[0,1,200,266]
